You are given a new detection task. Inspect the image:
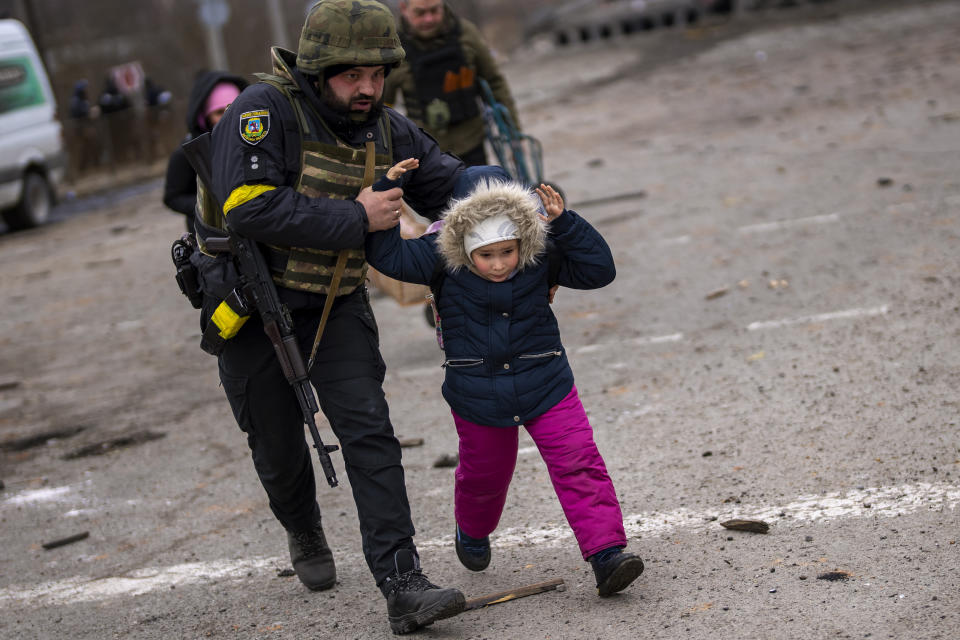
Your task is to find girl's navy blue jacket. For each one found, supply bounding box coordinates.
[365,180,615,427]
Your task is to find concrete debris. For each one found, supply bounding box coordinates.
[433,453,459,468]
[1,426,87,452]
[61,430,165,459]
[720,519,770,533]
[817,571,852,582]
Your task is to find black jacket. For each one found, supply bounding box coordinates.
[163,71,248,228]
[210,59,463,255]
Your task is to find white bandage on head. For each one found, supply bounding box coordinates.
[464,214,519,262]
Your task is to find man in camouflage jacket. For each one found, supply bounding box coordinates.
[384,0,520,165]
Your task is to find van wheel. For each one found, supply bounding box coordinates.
[3,172,53,230]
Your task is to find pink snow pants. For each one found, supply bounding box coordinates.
[452,385,627,560]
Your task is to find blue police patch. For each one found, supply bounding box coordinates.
[239,109,269,145]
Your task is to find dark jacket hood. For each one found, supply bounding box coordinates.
[186,70,248,136]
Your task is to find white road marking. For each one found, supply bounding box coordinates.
[747,305,889,331]
[737,213,840,234]
[574,344,605,354]
[576,333,683,355]
[633,333,683,345]
[3,485,76,506]
[115,319,145,332]
[63,509,98,518]
[0,557,281,607]
[2,481,955,607]
[577,300,892,354]
[631,404,659,416]
[422,481,960,548]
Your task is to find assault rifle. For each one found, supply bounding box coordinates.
[181,132,340,488]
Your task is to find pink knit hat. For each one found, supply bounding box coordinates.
[198,82,241,128]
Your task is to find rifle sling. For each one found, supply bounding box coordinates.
[307,140,377,369]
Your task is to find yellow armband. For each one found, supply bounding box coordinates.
[223,184,276,215]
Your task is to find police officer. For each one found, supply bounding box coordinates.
[208,1,466,634]
[385,0,520,166]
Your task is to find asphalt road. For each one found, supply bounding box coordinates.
[1,1,958,638]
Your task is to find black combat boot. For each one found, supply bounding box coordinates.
[454,524,490,571]
[589,546,644,597]
[287,520,336,591]
[379,548,466,635]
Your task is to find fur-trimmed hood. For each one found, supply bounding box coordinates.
[437,179,547,272]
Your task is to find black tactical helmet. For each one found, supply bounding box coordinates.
[297,0,405,75]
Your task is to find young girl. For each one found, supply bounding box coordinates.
[365,165,644,597]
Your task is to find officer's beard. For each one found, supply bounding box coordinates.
[322,84,383,123]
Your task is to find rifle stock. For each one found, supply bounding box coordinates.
[181,133,340,488]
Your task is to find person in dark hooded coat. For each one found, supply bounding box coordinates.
[163,71,247,231]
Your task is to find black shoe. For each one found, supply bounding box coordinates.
[287,520,336,591]
[455,524,490,571]
[380,549,466,635]
[589,547,644,597]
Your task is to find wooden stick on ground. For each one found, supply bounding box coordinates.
[41,531,90,550]
[464,578,566,611]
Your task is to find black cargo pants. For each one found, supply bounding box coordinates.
[216,286,416,584]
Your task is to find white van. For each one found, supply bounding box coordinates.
[0,19,65,230]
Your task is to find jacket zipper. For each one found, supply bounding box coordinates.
[517,350,563,359]
[442,358,484,368]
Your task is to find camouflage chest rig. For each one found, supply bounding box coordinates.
[191,50,394,356]
[192,46,395,299]
[249,48,393,298]
[195,53,393,299]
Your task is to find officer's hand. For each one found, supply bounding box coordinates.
[358,186,404,232]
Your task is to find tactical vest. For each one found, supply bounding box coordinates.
[401,19,480,133]
[195,68,393,298]
[260,71,395,296]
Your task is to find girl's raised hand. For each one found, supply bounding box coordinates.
[535,183,564,221]
[386,157,420,181]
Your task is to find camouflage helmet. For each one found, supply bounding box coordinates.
[297,0,405,75]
